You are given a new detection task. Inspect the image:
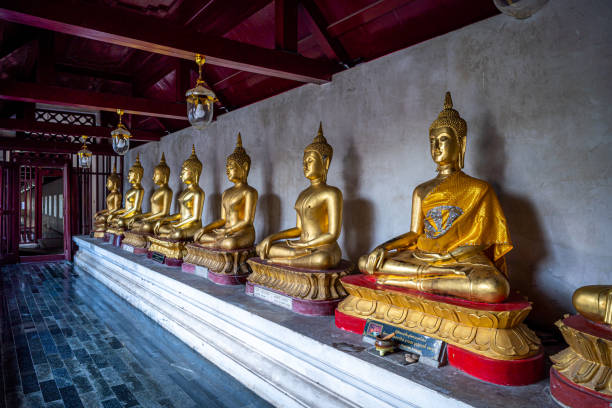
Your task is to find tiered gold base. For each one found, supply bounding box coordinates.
[105,227,125,237]
[93,230,106,239]
[337,275,541,361]
[246,258,353,301]
[147,236,187,260]
[184,244,254,275]
[122,231,150,249]
[551,315,612,395]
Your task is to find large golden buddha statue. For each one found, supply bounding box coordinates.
[572,285,612,325]
[93,165,122,238]
[247,124,352,315]
[128,153,173,234]
[193,134,257,249]
[107,154,145,234]
[183,134,258,283]
[359,92,511,303]
[336,93,542,383]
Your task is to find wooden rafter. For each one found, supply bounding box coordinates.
[275,0,298,52]
[0,0,337,84]
[0,80,187,120]
[299,0,351,66]
[0,118,162,141]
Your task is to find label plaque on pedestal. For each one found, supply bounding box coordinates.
[363,320,447,367]
[253,286,293,310]
[194,265,208,279]
[122,244,134,253]
[151,252,166,264]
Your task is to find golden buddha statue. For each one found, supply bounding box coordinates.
[572,285,612,325]
[255,123,343,269]
[152,145,204,240]
[107,154,145,231]
[359,92,511,303]
[128,153,173,234]
[93,165,122,238]
[247,124,352,313]
[184,134,258,281]
[193,133,258,249]
[550,286,612,400]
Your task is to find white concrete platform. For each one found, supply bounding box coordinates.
[73,236,557,408]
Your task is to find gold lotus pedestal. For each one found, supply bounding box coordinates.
[182,244,255,285]
[121,231,150,254]
[246,257,353,316]
[550,315,612,407]
[335,275,544,385]
[147,236,187,267]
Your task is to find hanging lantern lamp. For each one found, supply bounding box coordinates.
[77,135,92,168]
[111,109,131,155]
[186,54,216,129]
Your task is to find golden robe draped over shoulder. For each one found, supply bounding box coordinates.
[413,171,512,275]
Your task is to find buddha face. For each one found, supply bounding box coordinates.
[180,165,194,185]
[127,169,142,184]
[303,151,326,181]
[429,127,461,167]
[226,159,246,183]
[152,168,167,186]
[106,177,117,191]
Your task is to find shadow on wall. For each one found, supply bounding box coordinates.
[474,112,555,327]
[342,138,374,261]
[259,157,281,238]
[208,153,222,221]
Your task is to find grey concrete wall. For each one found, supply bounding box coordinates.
[126,0,612,326]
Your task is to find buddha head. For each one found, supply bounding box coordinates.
[127,153,144,184]
[181,145,202,185]
[153,153,170,186]
[226,133,251,184]
[107,165,121,191]
[429,92,467,170]
[303,122,333,182]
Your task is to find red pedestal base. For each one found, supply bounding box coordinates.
[550,367,612,408]
[447,344,544,386]
[334,309,544,386]
[246,282,341,316]
[110,233,123,247]
[103,233,111,242]
[181,262,249,285]
[121,244,147,255]
[163,257,183,267]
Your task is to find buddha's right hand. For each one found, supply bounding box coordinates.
[153,220,162,235]
[365,247,386,274]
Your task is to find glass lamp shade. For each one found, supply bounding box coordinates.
[186,84,215,130]
[77,146,92,168]
[111,124,131,155]
[493,0,548,19]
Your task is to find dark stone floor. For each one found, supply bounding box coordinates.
[1,261,272,408]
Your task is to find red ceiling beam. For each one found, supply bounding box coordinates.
[0,80,187,120]
[327,0,414,37]
[275,0,298,52]
[0,0,336,84]
[0,118,161,141]
[186,0,272,36]
[0,137,117,155]
[299,0,351,65]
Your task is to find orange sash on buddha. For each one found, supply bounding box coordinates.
[414,171,512,273]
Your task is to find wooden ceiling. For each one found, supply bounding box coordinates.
[0,0,499,148]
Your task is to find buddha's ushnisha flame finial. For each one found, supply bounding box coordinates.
[112,164,117,174]
[429,91,467,140]
[227,132,250,167]
[305,122,333,161]
[160,152,166,164]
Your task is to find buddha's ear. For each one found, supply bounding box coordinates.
[323,154,331,171]
[241,161,250,177]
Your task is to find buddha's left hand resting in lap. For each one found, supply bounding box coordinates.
[359,92,512,303]
[256,123,343,270]
[193,133,258,250]
[153,145,204,240]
